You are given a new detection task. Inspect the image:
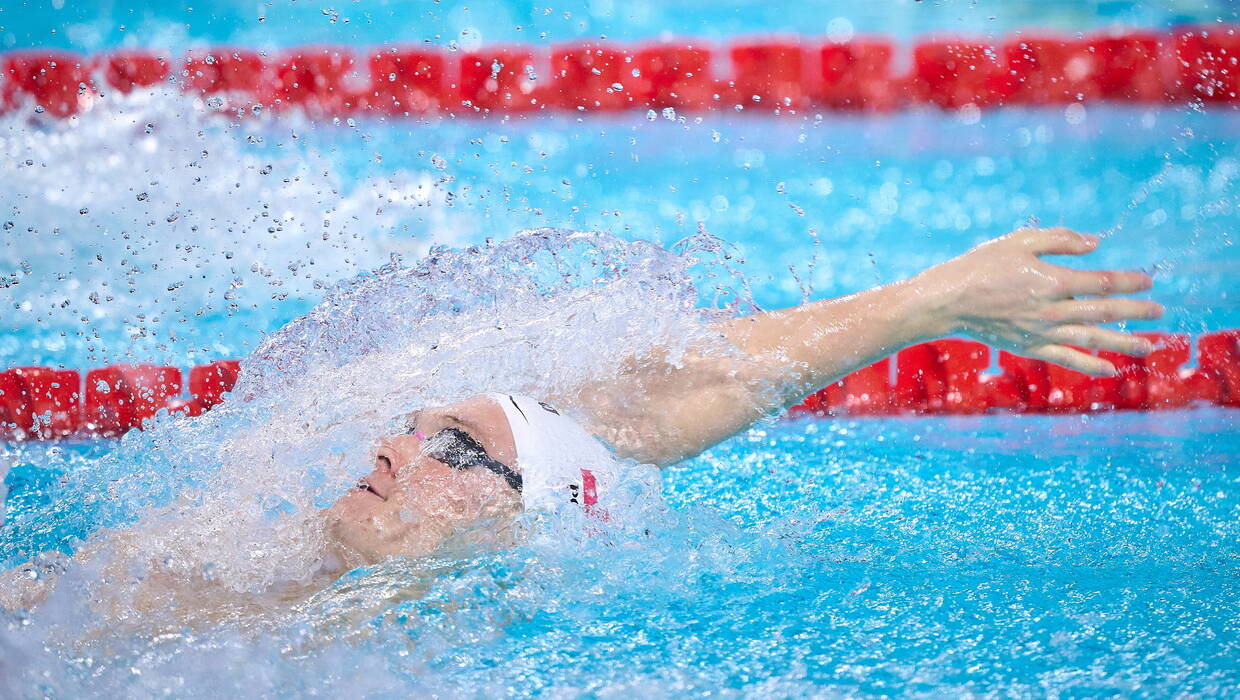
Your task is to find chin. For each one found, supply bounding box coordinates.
[324,507,435,565]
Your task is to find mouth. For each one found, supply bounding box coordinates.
[356,478,387,501]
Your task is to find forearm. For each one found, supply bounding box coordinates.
[720,275,950,406]
[571,276,949,466]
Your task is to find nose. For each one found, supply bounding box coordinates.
[374,447,398,478]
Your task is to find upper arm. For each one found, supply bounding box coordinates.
[558,345,775,467]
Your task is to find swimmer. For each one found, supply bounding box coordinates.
[1,227,1161,622]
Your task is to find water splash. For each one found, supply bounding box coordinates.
[3,227,739,646]
[0,87,467,365]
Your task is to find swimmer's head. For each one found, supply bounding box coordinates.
[325,394,524,565]
[325,393,617,566]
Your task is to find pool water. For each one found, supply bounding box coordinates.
[1,410,1236,695]
[3,0,1240,696]
[5,105,1238,368]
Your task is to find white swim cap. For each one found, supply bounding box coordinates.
[490,393,617,514]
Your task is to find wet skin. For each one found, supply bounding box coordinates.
[325,395,524,568]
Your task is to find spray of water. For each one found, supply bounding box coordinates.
[0,89,764,672]
[0,87,466,365]
[3,229,742,649]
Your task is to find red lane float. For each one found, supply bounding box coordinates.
[459,47,542,113]
[818,39,899,111]
[3,25,1236,118]
[83,364,182,437]
[550,43,634,112]
[268,46,365,115]
[1,51,96,117]
[729,41,808,110]
[181,49,265,98]
[632,44,716,110]
[1,332,1237,440]
[1091,33,1166,101]
[1199,329,1240,405]
[368,49,446,115]
[801,357,893,416]
[103,51,169,93]
[0,367,81,439]
[908,40,1006,109]
[788,330,1240,418]
[1175,28,1240,102]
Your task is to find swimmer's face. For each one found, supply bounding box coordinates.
[325,395,523,565]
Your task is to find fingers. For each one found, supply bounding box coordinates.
[1045,325,1154,356]
[1047,299,1164,323]
[1014,228,1156,296]
[1026,344,1118,377]
[1019,227,1099,256]
[1059,268,1154,297]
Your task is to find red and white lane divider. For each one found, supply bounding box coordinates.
[1,26,1237,119]
[0,331,1237,441]
[0,360,238,440]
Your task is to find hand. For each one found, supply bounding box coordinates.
[912,227,1164,376]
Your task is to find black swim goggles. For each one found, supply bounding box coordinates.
[421,427,523,493]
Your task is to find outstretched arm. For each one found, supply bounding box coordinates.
[571,228,1162,467]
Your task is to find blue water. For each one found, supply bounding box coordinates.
[2,0,1240,696]
[0,0,1235,52]
[4,107,1238,368]
[3,0,1239,52]
[2,411,1237,695]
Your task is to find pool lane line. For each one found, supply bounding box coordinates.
[1,332,1238,440]
[1,26,1237,119]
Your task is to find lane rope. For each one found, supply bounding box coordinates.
[1,26,1237,118]
[1,331,1237,440]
